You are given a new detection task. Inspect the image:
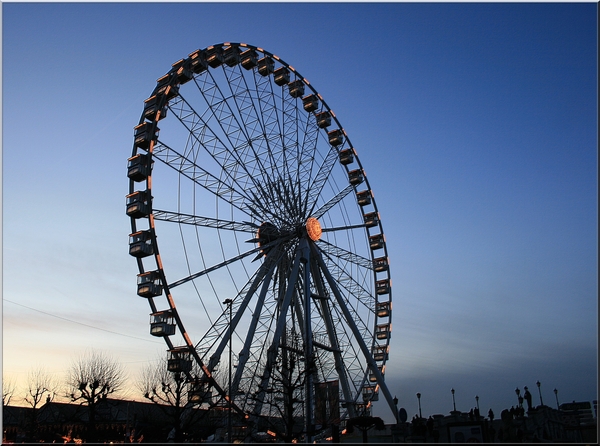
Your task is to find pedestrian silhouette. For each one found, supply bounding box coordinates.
[524,387,532,411]
[427,416,434,435]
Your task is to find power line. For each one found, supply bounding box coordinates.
[3,298,162,345]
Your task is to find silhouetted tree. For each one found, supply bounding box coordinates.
[24,366,58,440]
[2,376,17,406]
[67,350,125,442]
[137,357,206,442]
[252,327,311,442]
[24,366,58,407]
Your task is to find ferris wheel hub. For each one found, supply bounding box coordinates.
[305,217,322,242]
[256,222,280,249]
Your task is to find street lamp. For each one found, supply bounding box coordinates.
[451,388,456,413]
[536,381,544,407]
[223,299,233,444]
[475,395,479,411]
[515,387,521,407]
[416,393,422,419]
[554,388,559,410]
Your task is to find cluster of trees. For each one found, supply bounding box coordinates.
[4,349,386,443]
[3,351,125,407]
[3,350,212,443]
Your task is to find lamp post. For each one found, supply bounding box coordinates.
[536,381,544,407]
[451,388,456,413]
[416,393,422,419]
[515,387,521,407]
[475,395,479,411]
[554,388,559,410]
[223,298,233,444]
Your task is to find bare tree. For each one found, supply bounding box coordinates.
[23,367,59,440]
[2,376,17,406]
[137,356,207,442]
[255,328,308,443]
[67,350,126,442]
[24,366,58,408]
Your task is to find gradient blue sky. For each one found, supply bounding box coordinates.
[2,2,597,423]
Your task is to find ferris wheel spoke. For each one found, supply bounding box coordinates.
[152,139,254,216]
[303,145,340,218]
[153,209,257,233]
[280,78,307,207]
[294,109,320,217]
[222,63,290,194]
[195,69,278,192]
[167,95,253,191]
[154,135,283,226]
[166,95,277,214]
[168,236,288,289]
[321,223,369,233]
[223,65,290,186]
[250,138,294,220]
[164,94,292,227]
[311,184,354,220]
[222,64,263,143]
[319,246,373,309]
[280,124,296,202]
[317,239,374,270]
[247,183,297,228]
[277,177,303,224]
[251,62,287,185]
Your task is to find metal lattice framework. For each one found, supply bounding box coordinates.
[127,42,396,438]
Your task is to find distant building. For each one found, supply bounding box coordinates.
[5,397,597,443]
[384,403,597,443]
[2,405,31,443]
[559,400,597,442]
[560,400,595,425]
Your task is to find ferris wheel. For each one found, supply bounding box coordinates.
[127,42,397,436]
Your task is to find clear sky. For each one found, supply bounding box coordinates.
[2,2,597,424]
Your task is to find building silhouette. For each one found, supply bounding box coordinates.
[4,396,597,443]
